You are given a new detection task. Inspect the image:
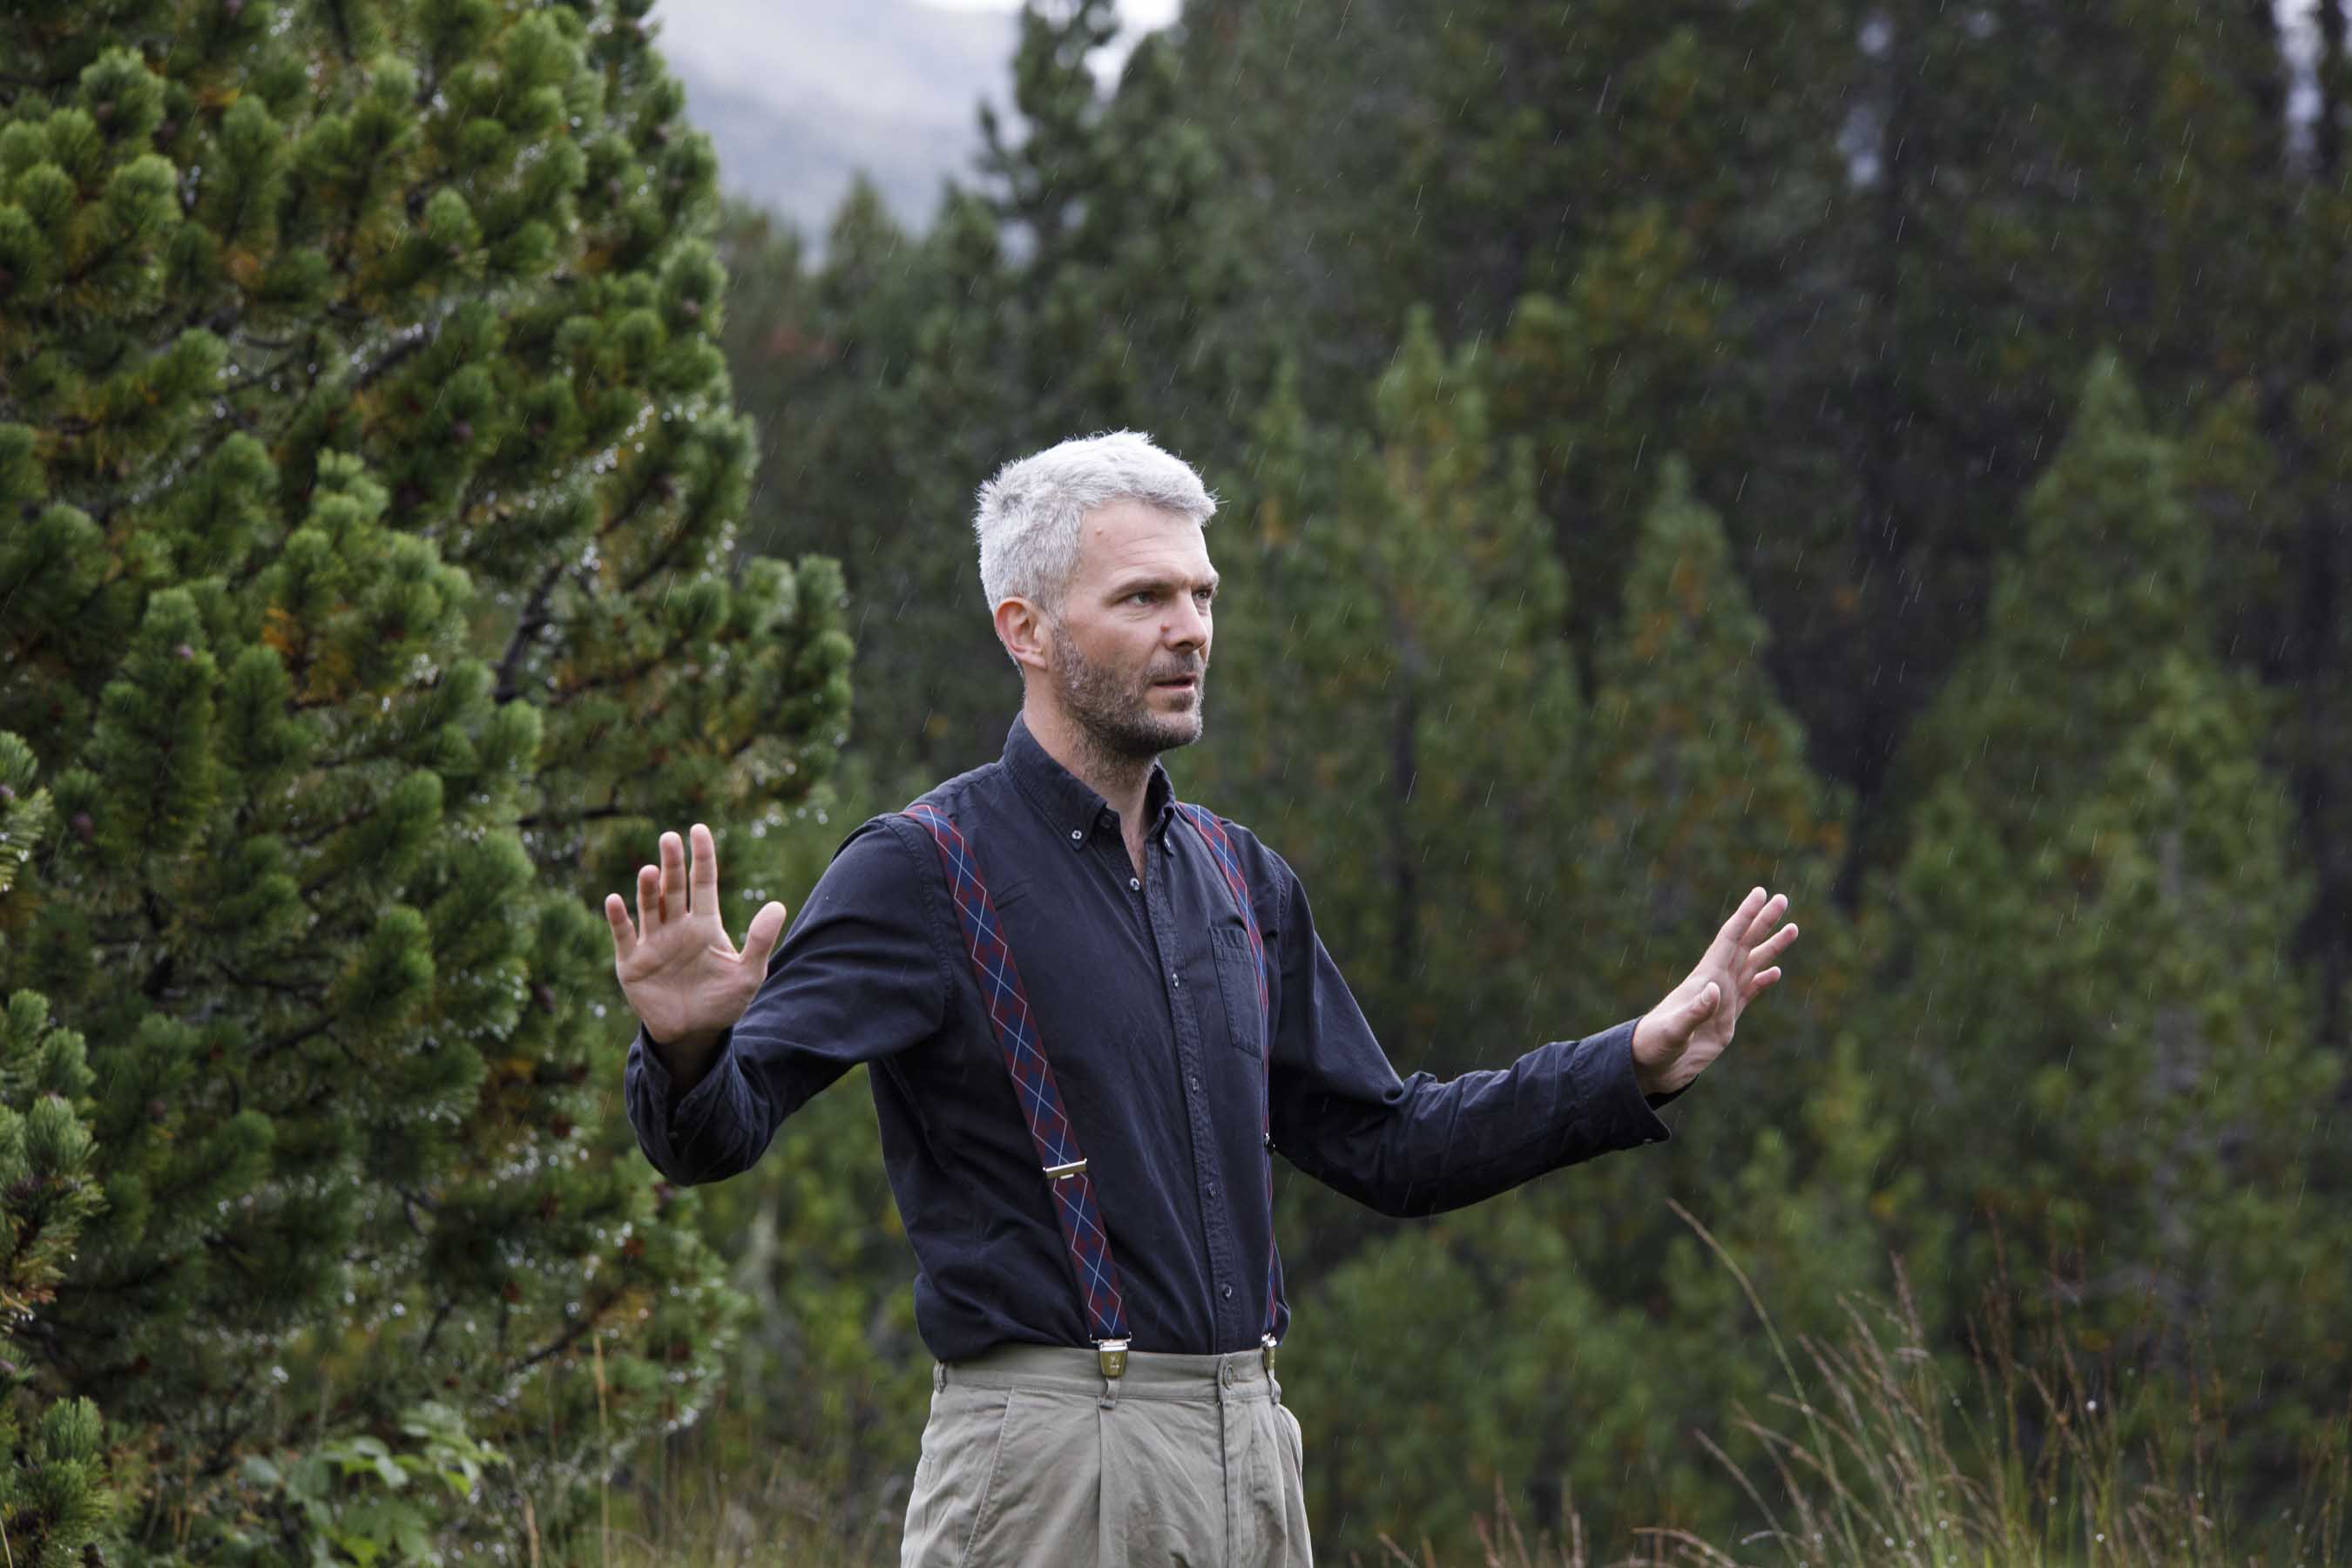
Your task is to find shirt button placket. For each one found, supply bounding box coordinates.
[1153,832,1232,1333]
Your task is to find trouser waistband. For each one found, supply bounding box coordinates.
[935,1342,1281,1402]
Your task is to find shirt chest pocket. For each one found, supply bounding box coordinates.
[1209,924,1268,1058]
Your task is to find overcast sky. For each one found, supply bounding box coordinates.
[644,0,1188,242]
[923,0,1180,28]
[910,0,1182,82]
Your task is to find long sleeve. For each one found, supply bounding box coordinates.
[1264,856,1674,1218]
[622,816,953,1185]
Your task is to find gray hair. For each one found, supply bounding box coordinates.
[972,429,1218,614]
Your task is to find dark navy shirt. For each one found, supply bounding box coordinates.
[623,711,1680,1362]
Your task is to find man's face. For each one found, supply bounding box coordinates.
[1044,498,1217,761]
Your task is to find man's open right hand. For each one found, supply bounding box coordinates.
[605,822,789,1052]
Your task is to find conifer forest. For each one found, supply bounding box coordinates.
[3,0,2350,1562]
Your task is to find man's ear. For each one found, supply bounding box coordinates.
[993,595,1052,676]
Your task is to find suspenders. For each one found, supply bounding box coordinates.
[900,799,1281,1382]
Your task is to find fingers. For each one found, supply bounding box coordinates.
[636,858,662,935]
[1743,966,1782,1004]
[604,891,637,960]
[660,828,686,922]
[1735,888,1789,948]
[742,899,790,965]
[1690,980,1720,1017]
[1739,921,1800,985]
[633,825,734,940]
[690,821,718,914]
[1720,886,1767,947]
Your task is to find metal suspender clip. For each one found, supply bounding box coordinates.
[1097,1337,1130,1380]
[1261,1331,1278,1375]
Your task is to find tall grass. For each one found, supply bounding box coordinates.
[1363,1205,2350,1568]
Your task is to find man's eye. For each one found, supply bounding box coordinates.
[1130,591,1155,605]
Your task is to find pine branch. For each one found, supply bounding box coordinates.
[491,558,572,705]
[420,1296,456,1358]
[510,1288,624,1374]
[616,510,697,598]
[253,1011,339,1062]
[213,959,323,998]
[512,800,636,830]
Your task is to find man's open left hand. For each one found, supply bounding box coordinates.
[1631,886,1798,1096]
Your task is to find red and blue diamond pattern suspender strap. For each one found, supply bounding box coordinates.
[900,803,1132,1354]
[1173,801,1282,1354]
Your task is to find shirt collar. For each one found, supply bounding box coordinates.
[1003,709,1178,846]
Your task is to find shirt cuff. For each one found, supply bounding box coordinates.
[1577,1015,1673,1151]
[1625,1010,1692,1111]
[630,1022,739,1162]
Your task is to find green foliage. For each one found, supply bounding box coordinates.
[1883,353,2214,841]
[0,2,849,1558]
[1860,361,2349,1525]
[0,740,123,1566]
[651,1064,926,1543]
[226,1402,510,1567]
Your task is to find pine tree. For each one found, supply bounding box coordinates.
[1893,646,2349,1501]
[1862,355,2205,1308]
[1880,353,2212,841]
[1481,210,1731,683]
[0,3,849,1554]
[0,734,118,1563]
[1861,357,2349,1509]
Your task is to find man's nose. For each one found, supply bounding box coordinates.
[1168,596,1209,651]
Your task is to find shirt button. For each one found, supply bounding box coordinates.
[1220,1283,1233,1301]
[1206,1182,1217,1198]
[1070,828,1083,842]
[1130,877,1140,890]
[1189,1075,1200,1091]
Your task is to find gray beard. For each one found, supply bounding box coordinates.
[1047,617,1207,769]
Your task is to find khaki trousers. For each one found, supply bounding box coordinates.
[899,1342,1313,1567]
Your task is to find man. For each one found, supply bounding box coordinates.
[608,430,1798,1566]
